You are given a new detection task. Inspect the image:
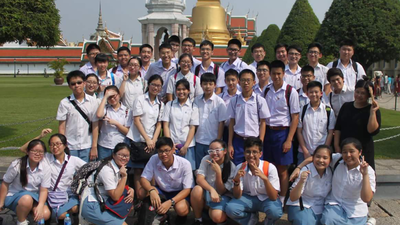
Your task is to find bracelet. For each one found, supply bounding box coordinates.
[149,188,156,193]
[233,180,240,186]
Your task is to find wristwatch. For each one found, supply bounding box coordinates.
[170,198,176,206]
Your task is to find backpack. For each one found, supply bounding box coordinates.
[233,93,261,122]
[194,64,219,80]
[70,159,110,195]
[300,103,332,133]
[332,60,358,85]
[264,84,293,118]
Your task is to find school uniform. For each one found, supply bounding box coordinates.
[194,93,227,169]
[285,64,302,90]
[166,71,203,101]
[253,83,270,96]
[263,82,300,165]
[245,61,260,84]
[218,88,241,143]
[195,62,226,89]
[313,63,329,89]
[3,158,51,212]
[227,93,271,165]
[191,56,202,73]
[144,61,177,98]
[80,62,96,76]
[297,88,330,109]
[161,99,199,170]
[329,84,355,117]
[140,65,149,78]
[81,160,127,225]
[225,160,282,225]
[321,157,376,225]
[98,104,132,160]
[221,58,250,74]
[56,94,99,162]
[287,163,333,225]
[108,65,126,81]
[121,75,147,109]
[327,59,366,89]
[97,70,123,99]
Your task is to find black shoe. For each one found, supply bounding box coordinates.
[175,215,187,224]
[192,220,203,225]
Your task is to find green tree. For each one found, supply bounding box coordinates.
[315,0,400,70]
[242,36,258,64]
[258,24,280,62]
[0,0,61,47]
[276,0,320,65]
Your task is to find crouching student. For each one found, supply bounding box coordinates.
[0,140,51,225]
[287,145,333,225]
[226,137,282,225]
[140,137,194,224]
[191,139,236,225]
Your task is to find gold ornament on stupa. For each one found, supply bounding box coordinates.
[189,0,230,45]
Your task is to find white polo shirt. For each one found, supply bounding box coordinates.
[221,58,250,74]
[126,93,164,142]
[56,94,99,150]
[121,76,147,109]
[298,102,336,154]
[144,61,177,97]
[264,82,300,127]
[285,64,302,90]
[97,71,123,99]
[80,62,96,76]
[88,160,120,202]
[166,71,203,101]
[253,83,270,96]
[313,63,329,87]
[218,89,241,126]
[227,93,271,137]
[3,159,51,196]
[237,160,280,201]
[286,163,332,215]
[142,154,194,192]
[328,84,355,117]
[327,59,366,88]
[108,65,126,81]
[194,93,227,145]
[98,104,132,149]
[197,155,236,191]
[195,62,226,88]
[161,99,199,147]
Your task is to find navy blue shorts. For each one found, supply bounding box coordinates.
[263,127,293,165]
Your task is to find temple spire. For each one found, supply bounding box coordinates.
[96,2,106,38]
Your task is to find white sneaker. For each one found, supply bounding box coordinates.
[248,212,259,225]
[366,217,376,225]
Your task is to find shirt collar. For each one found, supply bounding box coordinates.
[27,160,43,172]
[86,62,94,68]
[156,154,179,170]
[106,103,127,112]
[157,60,176,71]
[51,153,70,164]
[228,58,242,67]
[69,93,90,103]
[145,92,160,105]
[202,92,217,101]
[307,163,329,177]
[110,159,120,173]
[173,98,191,107]
[201,61,215,70]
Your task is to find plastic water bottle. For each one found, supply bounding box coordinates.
[37,218,45,225]
[64,214,72,225]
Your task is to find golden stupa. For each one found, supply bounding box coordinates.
[189,0,230,45]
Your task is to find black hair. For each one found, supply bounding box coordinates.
[327,68,344,83]
[287,44,302,53]
[270,60,285,72]
[200,40,214,50]
[244,137,263,152]
[67,70,86,84]
[251,43,265,52]
[140,44,153,53]
[301,65,315,75]
[355,76,374,97]
[95,53,109,64]
[86,73,99,83]
[86,43,100,55]
[178,53,193,65]
[200,72,216,84]
[49,133,70,155]
[182,37,196,47]
[340,137,362,152]
[239,69,256,80]
[128,56,142,68]
[20,140,47,187]
[104,85,120,96]
[175,78,190,91]
[228,38,242,49]
[340,39,355,48]
[209,139,231,183]
[102,142,130,162]
[307,42,323,53]
[307,81,322,91]
[257,60,270,70]
[156,137,174,150]
[225,69,239,79]
[313,145,333,161]
[159,43,172,51]
[146,74,164,93]
[117,46,131,55]
[168,35,180,44]
[274,43,288,53]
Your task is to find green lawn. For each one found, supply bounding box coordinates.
[0,77,399,158]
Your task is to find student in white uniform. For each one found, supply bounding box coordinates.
[191,139,236,225]
[85,73,100,98]
[297,66,329,109]
[306,43,330,96]
[253,61,271,96]
[126,74,164,201]
[109,46,131,81]
[97,85,132,160]
[79,43,100,75]
[287,145,334,225]
[166,53,203,102]
[248,43,266,77]
[327,68,354,117]
[285,45,302,90]
[96,53,122,99]
[81,143,134,225]
[181,37,202,73]
[138,44,153,78]
[0,140,51,225]
[119,57,147,110]
[221,39,250,74]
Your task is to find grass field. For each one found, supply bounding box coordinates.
[0,77,399,158]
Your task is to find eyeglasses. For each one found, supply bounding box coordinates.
[86,81,98,86]
[30,150,45,155]
[288,52,301,56]
[116,153,130,160]
[240,78,253,83]
[257,69,269,73]
[253,50,265,54]
[158,149,172,155]
[207,148,224,154]
[308,51,320,55]
[244,150,260,156]
[150,83,162,88]
[182,44,194,48]
[200,48,212,52]
[180,61,192,65]
[227,48,239,52]
[129,64,140,68]
[49,142,63,148]
[70,81,83,86]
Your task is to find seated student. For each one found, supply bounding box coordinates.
[140,137,194,223]
[96,86,132,160]
[227,69,270,165]
[226,137,282,225]
[221,39,251,74]
[81,143,134,225]
[253,61,271,96]
[297,81,336,164]
[0,140,51,225]
[96,53,122,99]
[191,139,236,225]
[80,43,100,75]
[166,53,203,102]
[287,145,334,225]
[297,65,329,109]
[285,45,302,90]
[327,68,354,117]
[162,79,199,170]
[85,73,100,98]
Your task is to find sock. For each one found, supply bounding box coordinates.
[279,195,285,205]
[17,220,28,225]
[195,218,202,222]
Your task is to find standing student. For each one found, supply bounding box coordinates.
[191,140,236,225]
[275,43,288,65]
[119,57,147,109]
[227,69,270,165]
[109,46,131,81]
[221,39,250,74]
[181,37,202,72]
[139,44,153,78]
[297,66,329,109]
[0,140,51,225]
[285,45,302,90]
[80,43,100,75]
[306,43,330,95]
[253,61,271,96]
[226,137,282,225]
[96,53,122,99]
[249,43,266,75]
[162,79,199,170]
[56,70,99,162]
[85,73,100,97]
[168,35,180,64]
[97,86,132,160]
[263,60,300,204]
[194,73,227,169]
[327,68,354,117]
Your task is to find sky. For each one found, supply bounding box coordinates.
[55,0,333,44]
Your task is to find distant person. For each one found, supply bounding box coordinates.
[384,73,389,94]
[221,39,250,74]
[285,45,302,90]
[181,37,202,72]
[387,74,392,94]
[275,43,288,65]
[396,75,400,96]
[306,42,330,95]
[139,44,154,77]
[109,46,131,81]
[80,43,100,75]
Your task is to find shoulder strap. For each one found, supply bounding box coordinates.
[193,73,196,88]
[285,84,292,116]
[194,65,201,77]
[329,92,333,106]
[263,87,270,98]
[110,72,115,85]
[301,103,308,123]
[333,157,343,174]
[174,73,178,80]
[53,155,71,191]
[67,96,92,133]
[325,105,331,133]
[112,66,118,74]
[213,64,219,80]
[263,160,269,177]
[256,94,260,123]
[93,159,111,184]
[332,60,339,68]
[297,88,301,93]
[351,59,358,84]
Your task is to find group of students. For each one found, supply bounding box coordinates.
[0,36,381,225]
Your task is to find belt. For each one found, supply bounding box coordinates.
[267,126,289,131]
[234,133,248,140]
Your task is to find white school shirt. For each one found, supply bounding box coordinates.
[221,58,250,74]
[80,62,96,76]
[191,56,202,73]
[108,65,126,81]
[237,160,280,201]
[141,154,194,192]
[56,94,99,150]
[166,71,203,100]
[218,89,241,126]
[297,88,330,110]
[98,104,132,149]
[97,70,123,99]
[140,65,149,78]
[43,153,85,193]
[197,155,236,192]
[325,157,376,218]
[327,59,366,88]
[126,93,164,142]
[264,82,300,127]
[298,102,336,154]
[285,64,302,90]
[145,61,177,97]
[227,93,271,137]
[195,62,226,88]
[286,163,332,215]
[161,99,199,147]
[121,75,147,109]
[329,84,355,117]
[87,160,120,202]
[253,83,270,96]
[313,63,329,87]
[194,93,228,145]
[246,61,260,84]
[3,159,51,196]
